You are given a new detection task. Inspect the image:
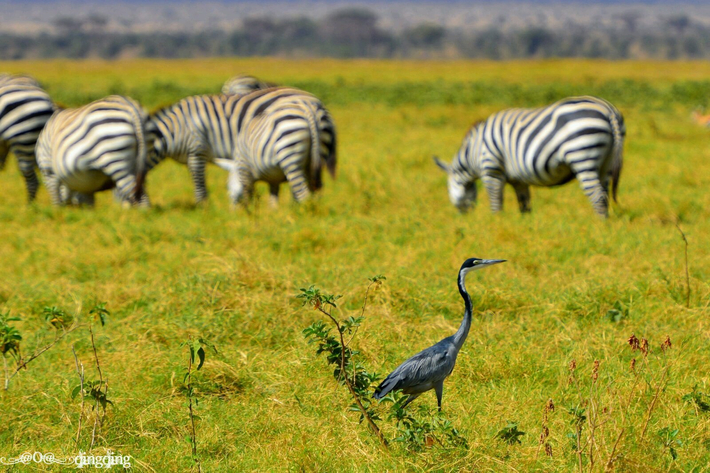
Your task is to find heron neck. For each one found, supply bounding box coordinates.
[453,272,473,349]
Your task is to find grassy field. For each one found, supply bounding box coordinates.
[0,58,709,471]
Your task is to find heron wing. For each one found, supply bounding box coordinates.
[373,340,457,399]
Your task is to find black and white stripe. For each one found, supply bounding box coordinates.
[221,75,274,96]
[216,87,337,205]
[0,73,55,202]
[36,95,149,207]
[148,94,236,203]
[150,87,336,205]
[435,96,625,218]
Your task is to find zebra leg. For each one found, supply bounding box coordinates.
[573,170,609,218]
[59,184,73,205]
[72,192,95,207]
[112,187,124,203]
[284,167,311,203]
[138,191,151,208]
[187,155,208,204]
[238,169,255,204]
[0,141,9,170]
[112,172,144,208]
[116,177,150,208]
[41,170,63,206]
[481,173,506,213]
[512,182,531,213]
[268,183,280,208]
[16,153,40,202]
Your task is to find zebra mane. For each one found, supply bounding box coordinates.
[469,119,485,131]
[150,100,182,118]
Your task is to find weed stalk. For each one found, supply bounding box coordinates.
[72,345,85,447]
[674,223,690,308]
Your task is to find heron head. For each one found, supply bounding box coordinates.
[461,258,506,275]
[434,156,477,213]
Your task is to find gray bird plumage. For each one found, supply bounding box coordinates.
[373,258,505,410]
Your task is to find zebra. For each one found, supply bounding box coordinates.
[221,75,274,96]
[149,87,336,206]
[148,94,237,204]
[214,87,337,206]
[0,73,56,202]
[36,95,150,207]
[434,96,625,218]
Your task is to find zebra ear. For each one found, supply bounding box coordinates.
[433,156,450,173]
[213,158,237,172]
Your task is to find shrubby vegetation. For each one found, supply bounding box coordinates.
[2,8,710,60]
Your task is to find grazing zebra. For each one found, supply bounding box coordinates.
[435,96,625,218]
[149,87,336,206]
[214,87,337,206]
[36,95,150,207]
[221,75,275,96]
[148,94,236,204]
[0,73,56,202]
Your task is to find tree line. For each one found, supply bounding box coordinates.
[2,8,709,60]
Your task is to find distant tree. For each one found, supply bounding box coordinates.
[517,27,556,57]
[53,17,83,35]
[682,34,703,58]
[86,15,108,32]
[280,17,319,52]
[242,17,279,55]
[320,8,393,57]
[665,15,691,35]
[619,11,642,33]
[404,23,446,49]
[463,29,506,59]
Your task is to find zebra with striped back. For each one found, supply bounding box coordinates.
[0,73,56,202]
[434,96,625,218]
[36,95,150,207]
[214,87,337,206]
[148,94,236,204]
[221,75,275,96]
[149,87,336,206]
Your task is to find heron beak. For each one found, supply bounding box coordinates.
[480,259,506,266]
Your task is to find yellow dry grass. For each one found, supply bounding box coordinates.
[0,58,708,471]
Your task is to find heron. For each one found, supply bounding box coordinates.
[372,257,506,411]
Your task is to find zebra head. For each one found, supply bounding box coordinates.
[213,158,246,204]
[222,75,273,96]
[434,156,477,213]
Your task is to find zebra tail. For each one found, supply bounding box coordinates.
[609,109,624,204]
[304,103,323,191]
[126,98,148,203]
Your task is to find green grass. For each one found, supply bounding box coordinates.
[0,59,709,471]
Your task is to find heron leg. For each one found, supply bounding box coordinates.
[434,381,444,412]
[401,393,421,409]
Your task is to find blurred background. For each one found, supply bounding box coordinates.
[3,0,710,60]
